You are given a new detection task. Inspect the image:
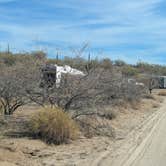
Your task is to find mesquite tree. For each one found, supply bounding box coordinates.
[0,60,41,115]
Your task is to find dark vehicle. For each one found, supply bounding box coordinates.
[158,76,166,89]
[150,76,166,90]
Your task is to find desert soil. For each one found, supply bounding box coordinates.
[0,91,164,166]
[127,98,166,166]
[94,95,166,166]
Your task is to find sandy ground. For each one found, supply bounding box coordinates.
[94,96,166,166]
[0,92,164,166]
[130,99,166,166]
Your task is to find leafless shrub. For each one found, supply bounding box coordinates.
[0,57,42,115]
[77,114,115,138]
[122,81,146,102]
[0,50,147,120]
[28,64,147,122]
[99,107,118,120]
[28,68,103,111]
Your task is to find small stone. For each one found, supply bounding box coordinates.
[80,153,88,159]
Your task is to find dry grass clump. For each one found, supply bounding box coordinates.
[76,107,116,138]
[78,115,114,138]
[29,107,79,144]
[158,91,166,96]
[100,108,117,120]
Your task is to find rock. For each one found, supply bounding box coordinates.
[115,130,126,140]
[80,153,88,159]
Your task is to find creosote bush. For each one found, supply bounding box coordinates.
[29,107,79,144]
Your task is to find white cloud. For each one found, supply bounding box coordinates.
[0,0,166,64]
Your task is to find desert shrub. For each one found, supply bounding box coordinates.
[0,53,16,66]
[114,59,126,66]
[74,107,116,138]
[77,115,115,138]
[122,66,138,77]
[32,51,47,60]
[29,107,79,144]
[100,58,113,70]
[100,108,117,120]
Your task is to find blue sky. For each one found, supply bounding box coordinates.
[0,0,166,64]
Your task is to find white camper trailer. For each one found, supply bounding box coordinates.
[40,64,85,88]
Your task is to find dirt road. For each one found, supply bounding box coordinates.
[93,98,166,166]
[131,99,166,166]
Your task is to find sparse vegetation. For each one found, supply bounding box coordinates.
[0,54,42,115]
[0,49,165,143]
[122,65,138,77]
[0,50,164,115]
[29,107,79,144]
